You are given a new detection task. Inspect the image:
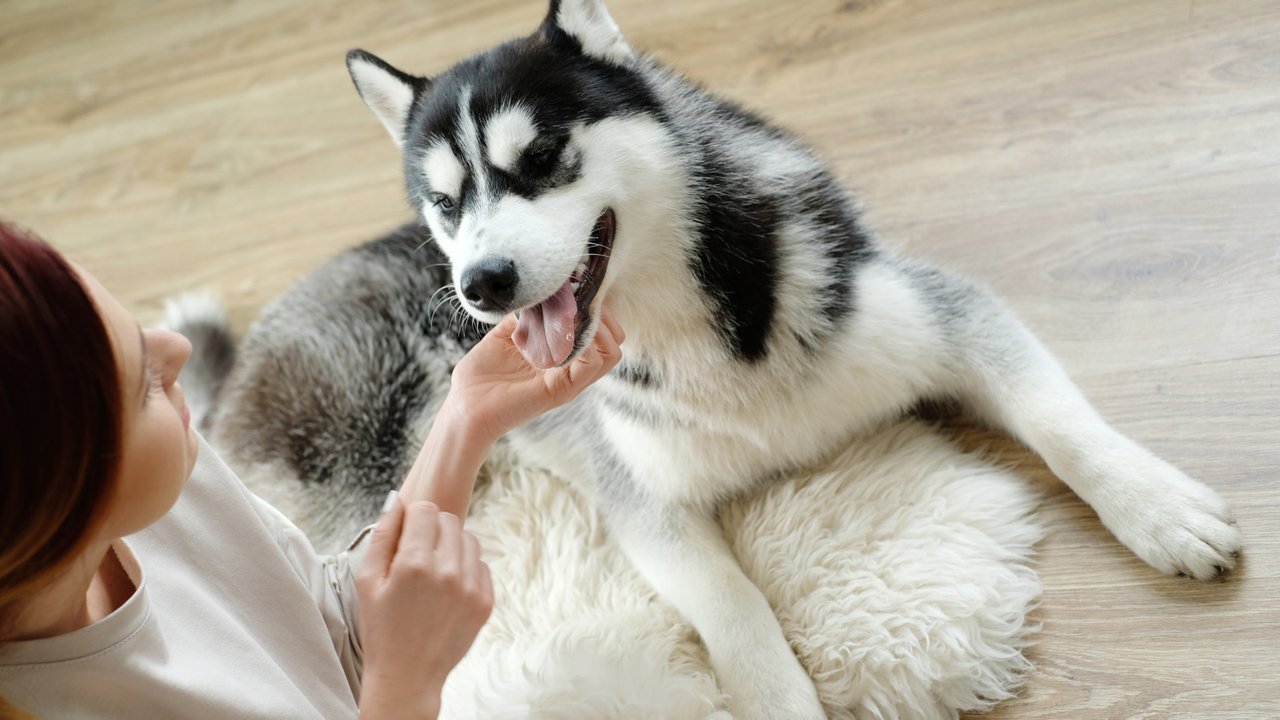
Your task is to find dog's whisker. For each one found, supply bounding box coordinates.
[427,283,467,326]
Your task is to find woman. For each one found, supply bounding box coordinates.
[0,220,623,719]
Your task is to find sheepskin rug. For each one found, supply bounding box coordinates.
[441,421,1044,719]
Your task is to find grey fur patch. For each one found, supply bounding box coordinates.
[209,224,486,549]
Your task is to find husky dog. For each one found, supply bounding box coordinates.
[185,1,1240,716]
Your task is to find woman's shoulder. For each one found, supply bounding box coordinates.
[129,433,304,580]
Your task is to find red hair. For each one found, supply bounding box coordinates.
[0,221,123,637]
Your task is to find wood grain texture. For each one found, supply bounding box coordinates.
[1,0,1276,717]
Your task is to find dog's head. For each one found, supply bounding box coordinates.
[348,0,663,370]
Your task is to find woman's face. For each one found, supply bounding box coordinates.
[77,268,198,540]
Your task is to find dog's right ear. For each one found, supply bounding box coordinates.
[346,49,430,147]
[541,0,633,64]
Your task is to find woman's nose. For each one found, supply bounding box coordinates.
[147,329,192,382]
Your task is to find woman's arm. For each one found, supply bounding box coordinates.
[396,404,491,521]
[397,310,624,517]
[355,309,622,717]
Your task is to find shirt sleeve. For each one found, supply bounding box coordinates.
[242,492,375,701]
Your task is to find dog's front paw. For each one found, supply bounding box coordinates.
[1094,456,1240,580]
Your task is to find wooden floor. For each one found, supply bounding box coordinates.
[2,0,1277,717]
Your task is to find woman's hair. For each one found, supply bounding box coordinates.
[0,221,123,639]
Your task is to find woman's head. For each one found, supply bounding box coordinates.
[0,221,197,624]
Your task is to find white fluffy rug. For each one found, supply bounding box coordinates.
[441,421,1043,719]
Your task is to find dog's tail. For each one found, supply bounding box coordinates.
[160,292,236,435]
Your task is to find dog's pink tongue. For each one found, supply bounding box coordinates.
[512,281,577,370]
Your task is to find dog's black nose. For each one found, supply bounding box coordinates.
[460,258,519,312]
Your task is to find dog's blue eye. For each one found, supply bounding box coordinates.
[429,193,456,212]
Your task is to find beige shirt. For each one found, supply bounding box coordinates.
[0,436,372,719]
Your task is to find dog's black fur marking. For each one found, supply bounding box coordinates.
[405,32,662,215]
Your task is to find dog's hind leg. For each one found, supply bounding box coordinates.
[932,272,1241,579]
[608,499,826,719]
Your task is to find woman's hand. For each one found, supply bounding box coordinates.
[395,306,623,519]
[445,307,625,444]
[356,500,493,720]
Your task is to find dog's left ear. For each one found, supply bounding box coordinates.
[346,49,430,147]
[542,0,633,63]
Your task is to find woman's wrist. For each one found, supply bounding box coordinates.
[397,392,500,517]
[358,674,442,720]
[437,390,504,449]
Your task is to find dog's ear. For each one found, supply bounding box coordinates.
[541,0,633,63]
[346,49,429,147]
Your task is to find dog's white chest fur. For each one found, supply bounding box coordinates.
[586,262,948,506]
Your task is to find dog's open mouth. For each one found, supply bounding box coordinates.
[512,208,615,370]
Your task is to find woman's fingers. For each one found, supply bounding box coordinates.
[462,530,494,620]
[589,313,623,377]
[599,307,625,346]
[434,511,464,575]
[596,307,624,367]
[598,319,622,365]
[461,530,481,572]
[478,557,493,602]
[361,498,406,580]
[561,308,624,389]
[356,505,494,704]
[568,343,605,386]
[490,314,518,340]
[461,531,487,598]
[395,501,442,568]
